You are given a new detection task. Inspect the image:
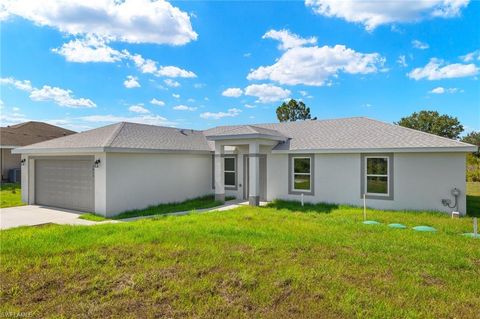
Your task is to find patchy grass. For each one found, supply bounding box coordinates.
[1,202,478,318]
[113,195,235,220]
[0,183,25,208]
[79,213,109,222]
[467,181,480,217]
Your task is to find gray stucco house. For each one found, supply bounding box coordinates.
[13,117,477,217]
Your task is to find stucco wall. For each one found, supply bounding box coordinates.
[105,152,212,216]
[267,152,467,215]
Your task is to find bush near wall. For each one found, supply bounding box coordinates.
[466,154,480,182]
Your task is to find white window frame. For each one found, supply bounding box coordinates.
[224,156,236,187]
[364,156,389,197]
[291,156,311,192]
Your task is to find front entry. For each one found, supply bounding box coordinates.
[243,155,267,201]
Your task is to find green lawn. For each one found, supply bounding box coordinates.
[112,195,235,220]
[467,181,480,217]
[0,183,25,208]
[1,202,479,318]
[79,213,109,222]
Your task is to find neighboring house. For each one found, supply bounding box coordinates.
[13,117,477,217]
[0,121,75,182]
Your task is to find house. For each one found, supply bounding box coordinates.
[0,121,75,182]
[13,117,477,217]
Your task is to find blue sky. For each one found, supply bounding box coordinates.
[1,0,479,133]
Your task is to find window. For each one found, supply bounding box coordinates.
[292,157,311,191]
[365,156,389,195]
[224,157,236,187]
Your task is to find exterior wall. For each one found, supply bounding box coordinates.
[20,152,106,214]
[1,148,21,181]
[105,152,212,217]
[267,152,467,215]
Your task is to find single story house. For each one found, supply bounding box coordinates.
[0,121,75,182]
[13,117,477,217]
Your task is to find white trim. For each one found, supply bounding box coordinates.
[272,146,477,154]
[291,156,311,192]
[364,156,389,197]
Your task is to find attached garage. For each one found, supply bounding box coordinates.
[34,157,95,212]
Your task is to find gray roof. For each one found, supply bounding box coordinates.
[14,122,211,153]
[14,117,476,154]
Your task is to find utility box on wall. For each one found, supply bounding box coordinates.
[8,168,21,183]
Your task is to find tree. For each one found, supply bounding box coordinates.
[395,110,464,139]
[276,99,316,122]
[462,131,480,157]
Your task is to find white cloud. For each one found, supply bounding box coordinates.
[150,98,165,106]
[1,76,96,108]
[222,87,243,98]
[412,40,429,50]
[0,77,33,91]
[397,55,408,67]
[80,114,175,126]
[408,58,479,80]
[248,44,384,86]
[173,105,197,111]
[29,86,96,108]
[193,83,205,88]
[200,108,242,120]
[262,29,317,50]
[429,86,461,94]
[52,35,124,63]
[164,79,180,87]
[461,50,480,62]
[244,84,291,103]
[305,0,470,31]
[2,0,197,45]
[244,104,256,109]
[157,66,196,78]
[128,53,196,78]
[124,75,140,88]
[129,104,150,113]
[172,93,180,99]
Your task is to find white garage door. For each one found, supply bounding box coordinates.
[35,158,94,212]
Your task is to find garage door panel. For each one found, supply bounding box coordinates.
[35,159,94,212]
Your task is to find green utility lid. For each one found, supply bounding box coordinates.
[363,220,381,225]
[388,223,407,229]
[413,226,437,232]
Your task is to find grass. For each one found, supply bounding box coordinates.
[79,213,109,222]
[0,183,25,208]
[466,181,480,217]
[112,194,235,220]
[1,202,479,318]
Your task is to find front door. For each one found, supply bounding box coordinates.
[243,155,267,201]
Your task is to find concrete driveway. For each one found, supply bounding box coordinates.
[0,205,111,230]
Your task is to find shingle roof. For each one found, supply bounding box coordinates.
[0,121,75,147]
[204,124,285,139]
[250,117,475,151]
[14,117,476,154]
[14,122,211,152]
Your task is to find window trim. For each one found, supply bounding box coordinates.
[288,154,314,196]
[360,153,394,200]
[224,155,237,190]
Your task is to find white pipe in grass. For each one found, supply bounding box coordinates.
[363,193,366,221]
[475,217,478,237]
[301,193,304,207]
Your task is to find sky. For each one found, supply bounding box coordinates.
[0,0,479,133]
